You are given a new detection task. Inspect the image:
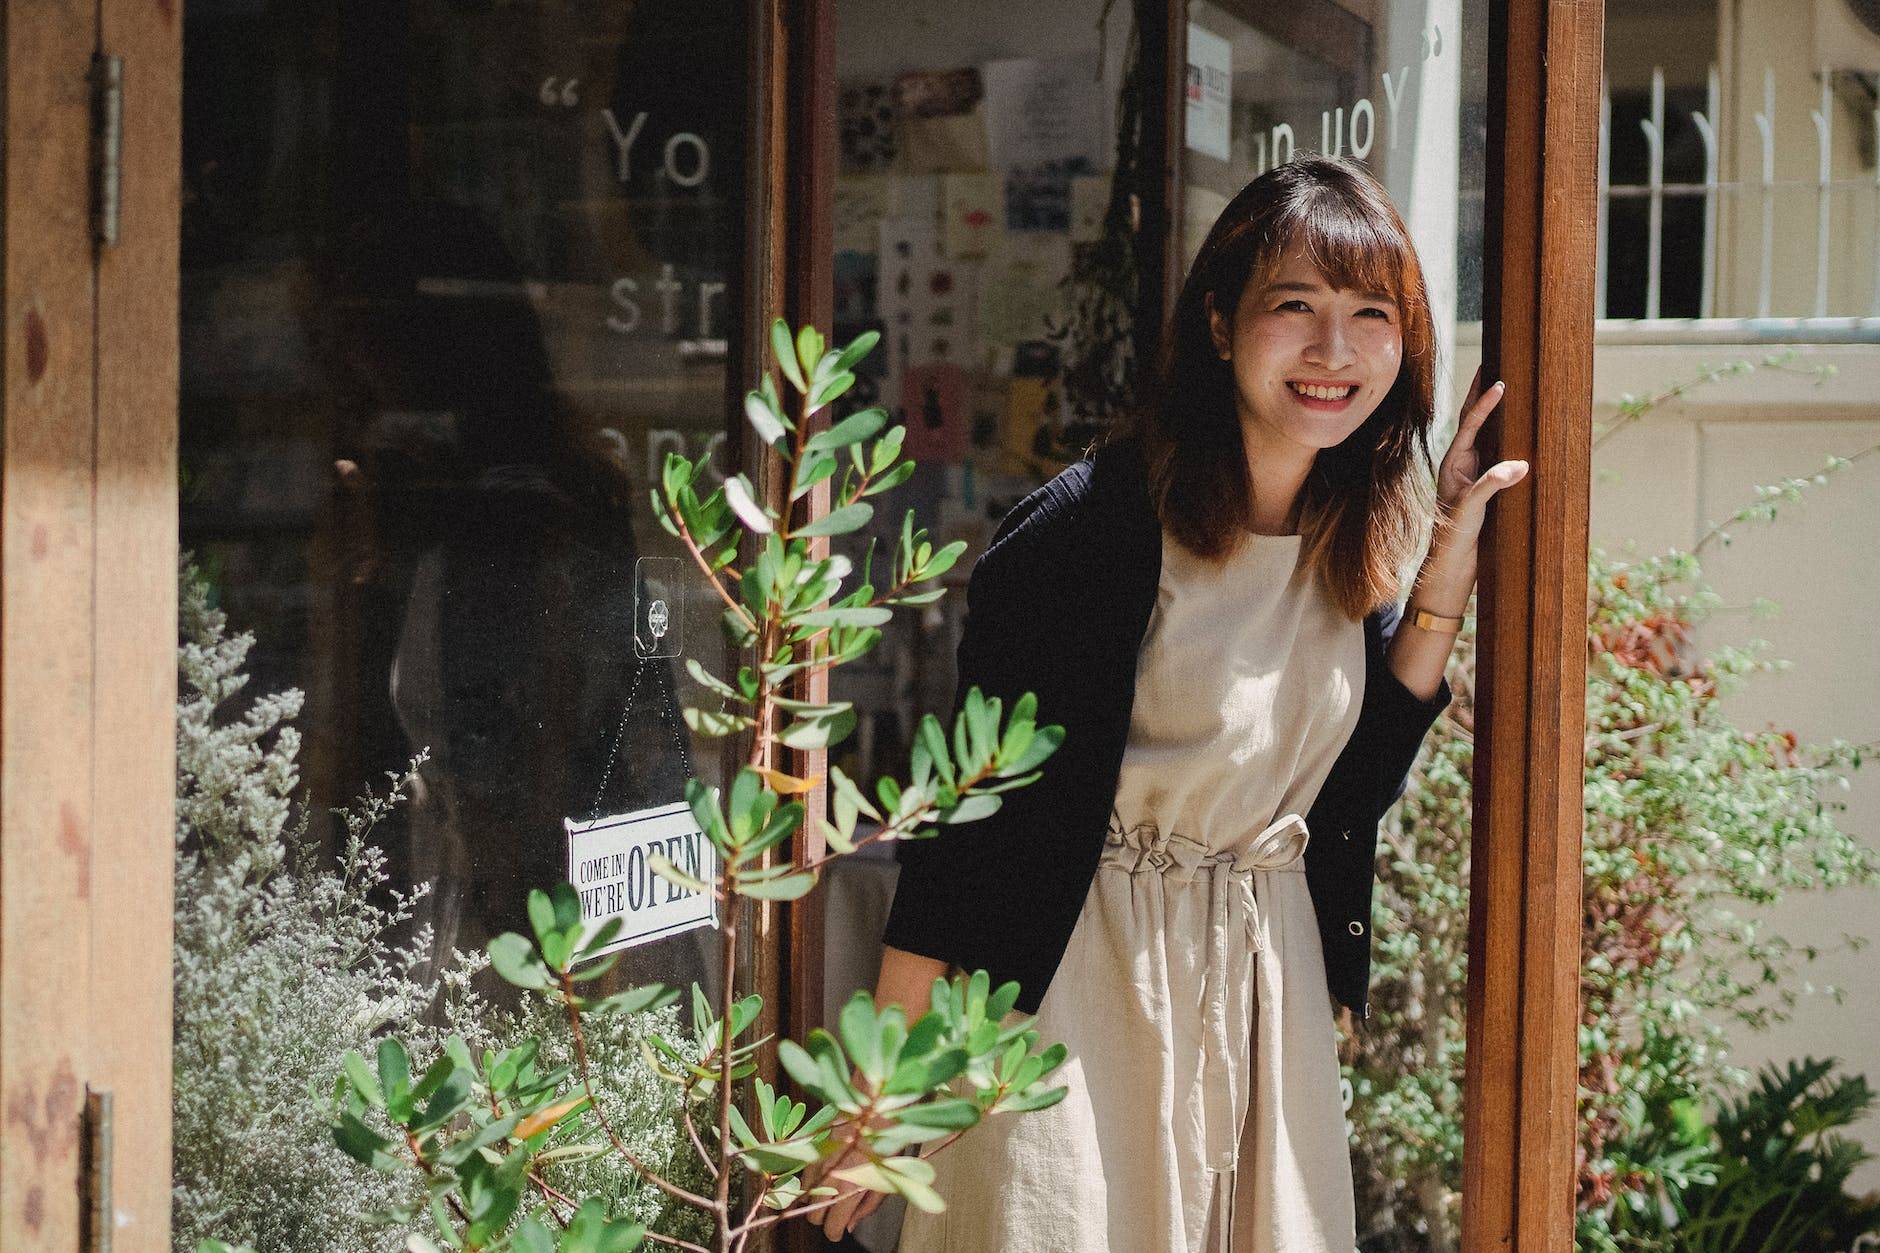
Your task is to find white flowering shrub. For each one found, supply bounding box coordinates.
[175,559,709,1251]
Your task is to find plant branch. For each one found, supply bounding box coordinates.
[681,1092,720,1179]
[1692,440,1880,556]
[667,499,755,634]
[556,980,717,1214]
[526,1169,575,1226]
[639,1228,714,1253]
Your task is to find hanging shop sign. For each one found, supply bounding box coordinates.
[561,556,710,958]
[565,802,718,956]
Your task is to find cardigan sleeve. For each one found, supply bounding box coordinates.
[876,482,1078,977]
[1361,599,1455,812]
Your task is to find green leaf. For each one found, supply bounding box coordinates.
[791,451,839,502]
[487,933,552,991]
[684,706,755,739]
[808,371,857,413]
[999,723,1064,777]
[588,982,679,1018]
[833,328,881,374]
[772,319,806,392]
[917,715,955,787]
[829,764,882,821]
[737,868,817,900]
[410,1066,474,1133]
[684,657,739,701]
[777,707,857,751]
[333,1110,399,1173]
[342,1049,385,1108]
[648,852,712,896]
[795,324,826,381]
[918,539,968,581]
[804,407,888,455]
[744,389,789,446]
[509,1218,556,1253]
[792,605,893,630]
[941,794,1001,825]
[723,474,773,535]
[795,503,874,538]
[378,1038,414,1120]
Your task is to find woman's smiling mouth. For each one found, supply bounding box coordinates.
[1287,381,1360,405]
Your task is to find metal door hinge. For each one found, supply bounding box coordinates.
[83,1087,114,1252]
[90,55,123,247]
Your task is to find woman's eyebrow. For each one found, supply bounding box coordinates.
[1266,279,1397,304]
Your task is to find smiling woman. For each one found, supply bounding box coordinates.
[1145,155,1441,609]
[850,154,1525,1253]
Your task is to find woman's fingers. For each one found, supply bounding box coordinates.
[1458,379,1504,434]
[853,1189,887,1226]
[819,1193,857,1242]
[1461,458,1530,510]
[818,1184,887,1241]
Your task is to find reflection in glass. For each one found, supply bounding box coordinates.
[181,0,747,1012]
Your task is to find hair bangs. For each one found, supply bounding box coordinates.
[1258,189,1414,312]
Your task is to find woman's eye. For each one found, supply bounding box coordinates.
[1276,300,1311,312]
[1357,307,1393,320]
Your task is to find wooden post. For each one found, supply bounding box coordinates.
[2,3,102,1247]
[749,0,833,1245]
[1466,0,1602,1248]
[92,0,184,1245]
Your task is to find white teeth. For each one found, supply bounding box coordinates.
[1291,383,1355,401]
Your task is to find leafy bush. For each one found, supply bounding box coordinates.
[1344,361,1880,1252]
[174,559,708,1251]
[314,322,1071,1253]
[1667,1057,1880,1252]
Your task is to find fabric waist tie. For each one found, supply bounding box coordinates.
[1100,810,1312,1175]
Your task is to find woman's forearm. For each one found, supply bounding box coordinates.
[874,944,950,1017]
[1389,527,1477,703]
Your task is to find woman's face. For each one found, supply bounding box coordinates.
[1207,248,1404,453]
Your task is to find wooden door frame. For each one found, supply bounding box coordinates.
[1465,0,1601,1247]
[2,0,181,1248]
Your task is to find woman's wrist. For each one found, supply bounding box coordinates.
[1409,521,1478,619]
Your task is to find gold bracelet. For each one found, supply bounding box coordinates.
[1409,607,1466,634]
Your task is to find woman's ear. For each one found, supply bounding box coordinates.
[1205,292,1232,362]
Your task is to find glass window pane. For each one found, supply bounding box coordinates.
[1175,3,1489,1244]
[176,2,746,1246]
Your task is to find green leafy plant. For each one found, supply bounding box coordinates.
[1342,358,1880,1253]
[322,322,1070,1252]
[1669,1057,1880,1252]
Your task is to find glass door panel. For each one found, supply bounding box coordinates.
[176,1,748,1246]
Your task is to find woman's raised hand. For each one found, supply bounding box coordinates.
[1435,367,1529,537]
[816,1121,889,1242]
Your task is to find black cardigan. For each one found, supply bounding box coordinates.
[879,435,1453,1019]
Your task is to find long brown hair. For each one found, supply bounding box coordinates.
[1132,153,1438,621]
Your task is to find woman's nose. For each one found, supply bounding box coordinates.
[1304,316,1355,369]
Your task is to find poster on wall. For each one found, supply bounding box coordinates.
[1185,24,1232,162]
[982,57,1104,233]
[901,362,971,463]
[982,57,1103,170]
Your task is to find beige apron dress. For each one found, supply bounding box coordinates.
[896,528,1365,1253]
